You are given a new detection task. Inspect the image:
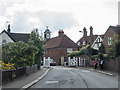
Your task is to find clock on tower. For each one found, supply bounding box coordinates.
[44,26,51,41]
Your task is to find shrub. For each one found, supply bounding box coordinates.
[2,61,15,70]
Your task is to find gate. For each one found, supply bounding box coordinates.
[79,57,86,66]
[68,57,78,66]
[43,57,50,67]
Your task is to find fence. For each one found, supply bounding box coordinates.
[2,65,38,83]
[68,57,86,67]
[2,67,26,83]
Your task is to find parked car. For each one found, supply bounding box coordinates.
[50,59,56,66]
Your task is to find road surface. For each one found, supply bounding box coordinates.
[29,66,118,88]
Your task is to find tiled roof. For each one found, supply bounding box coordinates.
[1,30,30,43]
[45,35,78,49]
[111,26,120,35]
[8,33,30,43]
[77,35,99,47]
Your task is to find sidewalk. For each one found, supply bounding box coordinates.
[2,66,50,89]
[79,66,118,76]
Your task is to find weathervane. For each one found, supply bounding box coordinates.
[46,26,48,29]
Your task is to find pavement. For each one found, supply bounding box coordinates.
[78,66,118,76]
[2,66,118,89]
[2,66,52,89]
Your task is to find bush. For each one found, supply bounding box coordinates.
[2,41,39,69]
[98,53,104,60]
[115,40,120,57]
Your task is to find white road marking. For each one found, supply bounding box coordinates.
[45,81,59,84]
[82,70,90,72]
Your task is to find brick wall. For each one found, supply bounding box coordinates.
[86,55,119,71]
[44,48,77,65]
[103,27,118,52]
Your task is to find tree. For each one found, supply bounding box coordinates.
[2,41,38,69]
[115,40,120,57]
[28,28,44,69]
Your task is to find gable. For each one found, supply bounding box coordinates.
[0,31,14,45]
[45,35,78,49]
[91,36,103,50]
[103,26,119,39]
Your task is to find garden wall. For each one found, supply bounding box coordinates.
[2,65,38,83]
[86,56,120,72]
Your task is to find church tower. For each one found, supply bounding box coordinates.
[44,26,51,41]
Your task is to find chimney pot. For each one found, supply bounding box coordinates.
[7,24,11,33]
[90,26,93,36]
[58,29,64,37]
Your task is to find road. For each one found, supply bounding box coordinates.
[29,66,118,88]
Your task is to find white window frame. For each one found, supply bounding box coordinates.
[108,37,112,45]
[67,48,73,53]
[77,42,80,46]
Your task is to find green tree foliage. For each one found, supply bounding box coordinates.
[115,40,120,57]
[28,28,44,69]
[99,43,105,54]
[68,45,98,57]
[2,41,38,69]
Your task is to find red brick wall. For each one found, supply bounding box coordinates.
[103,27,118,52]
[44,48,77,65]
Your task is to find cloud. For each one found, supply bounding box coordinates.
[8,10,79,33]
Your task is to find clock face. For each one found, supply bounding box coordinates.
[46,34,50,38]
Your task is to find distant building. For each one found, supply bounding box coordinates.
[0,24,30,45]
[103,25,120,52]
[44,30,78,65]
[77,26,103,50]
[44,26,51,41]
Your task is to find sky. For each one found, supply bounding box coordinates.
[0,0,119,42]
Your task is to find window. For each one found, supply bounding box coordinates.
[108,37,112,45]
[67,48,73,53]
[77,42,80,46]
[2,40,6,45]
[83,41,86,45]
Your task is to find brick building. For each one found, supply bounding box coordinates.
[77,26,103,50]
[103,25,120,52]
[44,30,78,65]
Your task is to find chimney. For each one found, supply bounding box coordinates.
[83,27,87,38]
[58,29,64,37]
[90,26,93,36]
[7,24,11,33]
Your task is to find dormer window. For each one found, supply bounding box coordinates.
[108,37,112,45]
[83,41,86,45]
[2,40,6,45]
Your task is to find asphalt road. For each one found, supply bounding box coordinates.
[29,66,118,88]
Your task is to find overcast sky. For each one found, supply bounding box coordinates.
[0,0,119,42]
